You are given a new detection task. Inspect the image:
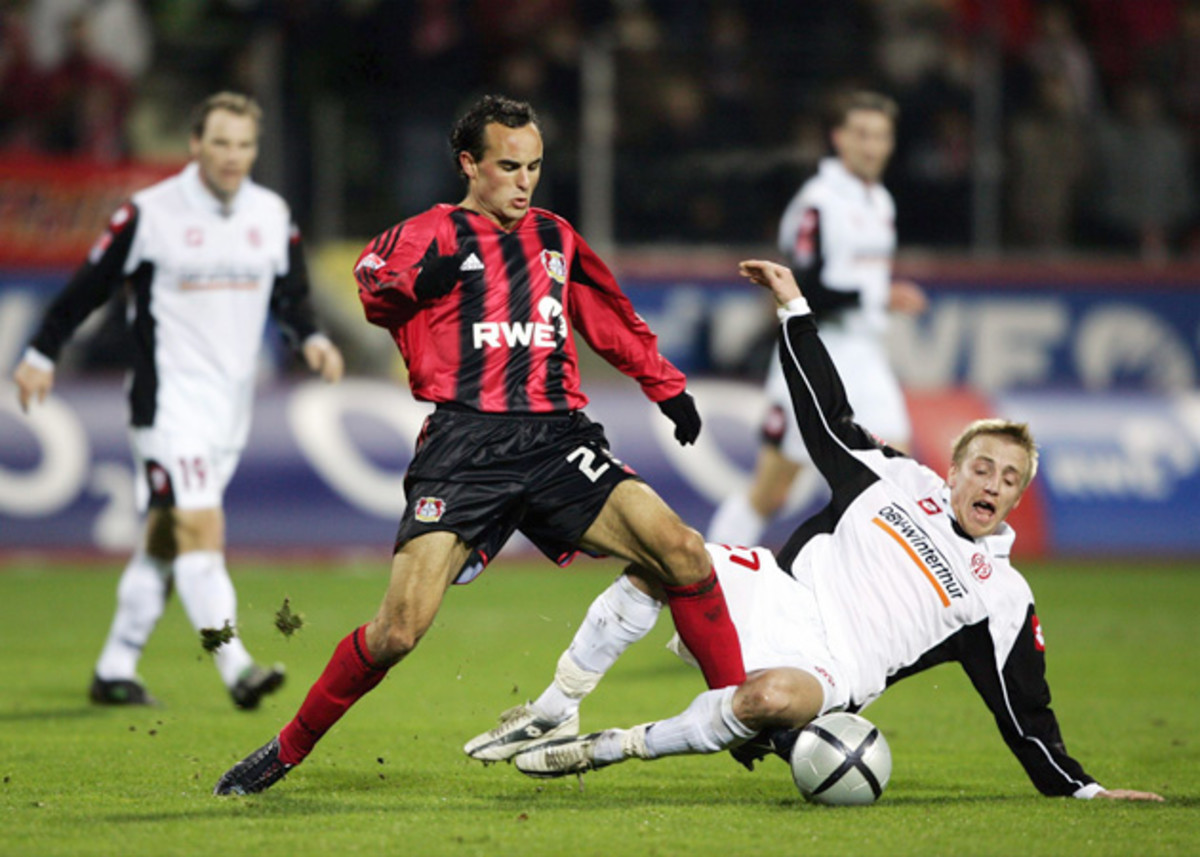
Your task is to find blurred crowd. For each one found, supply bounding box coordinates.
[1,0,1199,258]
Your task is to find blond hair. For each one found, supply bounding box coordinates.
[950,419,1039,489]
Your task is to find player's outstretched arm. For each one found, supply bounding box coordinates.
[12,359,54,413]
[1095,788,1164,802]
[738,260,802,306]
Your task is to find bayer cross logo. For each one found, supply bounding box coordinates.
[807,723,885,799]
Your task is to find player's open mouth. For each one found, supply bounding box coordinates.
[973,500,996,517]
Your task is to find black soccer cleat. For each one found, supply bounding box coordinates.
[230,663,285,710]
[213,736,293,796]
[89,674,158,707]
[730,726,801,772]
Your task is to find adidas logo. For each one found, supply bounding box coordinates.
[460,253,484,272]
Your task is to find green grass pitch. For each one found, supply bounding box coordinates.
[1,557,1196,856]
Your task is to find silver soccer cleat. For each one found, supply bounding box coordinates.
[513,732,607,778]
[513,726,647,779]
[463,703,580,762]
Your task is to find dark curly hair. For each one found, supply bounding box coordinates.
[450,94,540,178]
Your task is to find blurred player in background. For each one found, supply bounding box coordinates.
[11,92,345,709]
[214,94,746,795]
[708,91,928,547]
[488,260,1162,803]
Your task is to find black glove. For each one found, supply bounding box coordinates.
[657,390,701,446]
[413,252,465,301]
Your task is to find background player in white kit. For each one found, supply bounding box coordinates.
[466,261,1161,802]
[11,92,344,709]
[708,91,928,547]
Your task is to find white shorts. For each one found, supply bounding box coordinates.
[129,428,241,512]
[764,329,910,463]
[669,544,851,715]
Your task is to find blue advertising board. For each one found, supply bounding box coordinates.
[3,262,1200,559]
[3,376,1200,559]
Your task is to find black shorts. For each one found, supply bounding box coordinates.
[395,405,640,581]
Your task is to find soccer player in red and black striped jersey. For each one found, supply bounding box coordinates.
[215,94,747,795]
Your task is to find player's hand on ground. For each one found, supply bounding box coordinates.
[1095,788,1165,802]
[12,360,54,413]
[413,251,466,301]
[738,260,802,305]
[658,390,702,445]
[888,279,928,315]
[303,336,345,383]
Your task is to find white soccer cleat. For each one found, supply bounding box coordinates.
[513,726,647,779]
[463,703,580,762]
[513,732,606,778]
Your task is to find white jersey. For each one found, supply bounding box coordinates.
[778,156,896,338]
[765,157,908,458]
[30,163,319,450]
[699,308,1098,798]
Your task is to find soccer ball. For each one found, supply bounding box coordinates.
[789,712,892,806]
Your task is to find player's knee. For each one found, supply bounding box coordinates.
[369,619,426,666]
[735,671,812,729]
[761,485,791,516]
[655,524,709,585]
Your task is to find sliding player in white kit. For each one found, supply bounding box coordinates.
[708,91,927,547]
[466,260,1162,802]
[11,92,344,709]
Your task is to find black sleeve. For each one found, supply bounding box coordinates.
[790,208,860,320]
[774,312,901,567]
[269,226,320,350]
[30,203,139,361]
[776,313,893,492]
[953,609,1097,796]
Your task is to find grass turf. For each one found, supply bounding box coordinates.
[0,557,1196,857]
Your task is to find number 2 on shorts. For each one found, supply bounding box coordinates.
[566,445,611,482]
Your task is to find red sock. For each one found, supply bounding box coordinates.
[278,625,388,765]
[664,569,746,688]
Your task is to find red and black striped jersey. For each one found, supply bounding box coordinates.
[355,204,686,413]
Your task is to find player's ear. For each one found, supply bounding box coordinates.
[459,152,477,180]
[189,135,202,159]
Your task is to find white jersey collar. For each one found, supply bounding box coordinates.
[181,162,251,218]
[819,156,878,197]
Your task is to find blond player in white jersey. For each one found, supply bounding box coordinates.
[708,91,928,547]
[464,261,1161,802]
[11,92,344,710]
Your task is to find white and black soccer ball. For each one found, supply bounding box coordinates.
[789,712,892,806]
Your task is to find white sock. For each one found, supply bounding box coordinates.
[567,574,662,674]
[592,724,651,764]
[706,492,768,546]
[533,575,662,722]
[642,686,756,758]
[173,550,253,688]
[95,552,170,680]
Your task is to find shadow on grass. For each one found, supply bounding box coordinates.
[98,762,1197,826]
[102,788,1196,826]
